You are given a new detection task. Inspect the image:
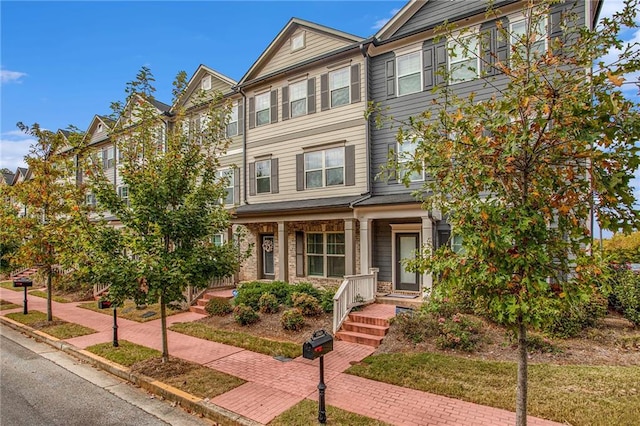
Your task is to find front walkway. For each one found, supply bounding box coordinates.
[0,286,560,426]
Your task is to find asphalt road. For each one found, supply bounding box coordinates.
[0,324,211,426]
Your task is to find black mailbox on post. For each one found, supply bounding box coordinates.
[12,277,33,288]
[303,329,333,360]
[98,299,112,309]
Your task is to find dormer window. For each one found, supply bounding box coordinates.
[291,32,305,52]
[202,75,212,91]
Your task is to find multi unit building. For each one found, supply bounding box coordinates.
[7,0,601,299]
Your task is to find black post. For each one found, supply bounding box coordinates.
[112,307,119,347]
[318,355,326,424]
[23,286,28,315]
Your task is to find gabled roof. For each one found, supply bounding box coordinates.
[58,129,71,138]
[239,17,363,85]
[171,64,237,112]
[12,167,28,185]
[374,0,427,42]
[83,114,113,146]
[114,93,171,129]
[2,172,14,185]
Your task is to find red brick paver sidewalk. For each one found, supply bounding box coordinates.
[0,286,561,426]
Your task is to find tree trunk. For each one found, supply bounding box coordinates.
[160,293,169,363]
[516,319,528,426]
[46,267,53,322]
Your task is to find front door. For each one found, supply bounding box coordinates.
[395,233,420,291]
[261,234,275,280]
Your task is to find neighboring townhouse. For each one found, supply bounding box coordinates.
[171,64,243,246]
[355,0,598,296]
[2,171,15,186]
[10,167,29,217]
[232,18,369,285]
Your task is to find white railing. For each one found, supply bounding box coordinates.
[333,272,377,334]
[93,283,111,298]
[184,275,236,306]
[9,267,34,278]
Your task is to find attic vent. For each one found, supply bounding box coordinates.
[202,75,212,91]
[97,123,103,132]
[291,32,305,52]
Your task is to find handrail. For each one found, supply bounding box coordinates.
[332,273,376,334]
[93,283,111,298]
[185,275,236,306]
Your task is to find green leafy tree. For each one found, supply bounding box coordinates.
[369,1,640,424]
[4,124,88,320]
[85,67,246,362]
[603,231,640,263]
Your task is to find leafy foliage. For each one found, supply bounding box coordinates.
[205,297,233,316]
[610,269,640,325]
[281,308,305,331]
[258,293,280,314]
[603,232,640,263]
[291,292,323,316]
[233,304,260,326]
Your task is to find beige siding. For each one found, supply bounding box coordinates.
[183,75,234,110]
[259,28,353,78]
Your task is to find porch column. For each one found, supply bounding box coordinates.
[421,216,434,294]
[344,218,355,276]
[277,221,288,282]
[359,218,371,274]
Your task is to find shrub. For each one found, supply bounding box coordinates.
[281,308,305,331]
[319,286,337,313]
[435,314,482,352]
[543,292,608,338]
[291,292,322,316]
[233,304,260,326]
[286,282,322,303]
[611,269,640,326]
[234,281,290,310]
[393,311,438,343]
[205,297,233,316]
[524,333,562,354]
[258,293,280,314]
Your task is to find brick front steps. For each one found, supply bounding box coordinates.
[189,289,234,315]
[335,304,396,348]
[10,268,39,279]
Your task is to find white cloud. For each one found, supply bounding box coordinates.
[372,8,400,31]
[0,131,34,170]
[1,68,27,84]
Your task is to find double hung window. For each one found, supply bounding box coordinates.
[307,233,345,278]
[217,169,234,205]
[397,51,422,96]
[304,147,344,188]
[255,92,270,126]
[255,160,271,194]
[449,36,479,83]
[397,139,423,182]
[117,185,129,206]
[510,17,547,61]
[227,103,238,137]
[289,80,307,117]
[329,67,349,108]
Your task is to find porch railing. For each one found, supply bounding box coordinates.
[185,275,236,306]
[333,272,377,334]
[93,283,111,298]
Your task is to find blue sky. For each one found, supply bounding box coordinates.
[1,0,638,237]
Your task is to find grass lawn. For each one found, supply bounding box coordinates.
[0,299,21,310]
[86,341,245,398]
[0,280,23,291]
[5,310,96,339]
[78,300,184,322]
[169,322,302,358]
[346,352,640,426]
[269,399,391,425]
[28,290,71,303]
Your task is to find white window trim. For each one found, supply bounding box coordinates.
[117,185,129,206]
[397,138,424,182]
[255,91,271,127]
[329,67,350,108]
[396,50,423,97]
[306,232,346,278]
[217,168,234,205]
[255,159,271,194]
[291,32,305,52]
[304,147,345,189]
[104,148,115,169]
[448,30,481,84]
[211,233,225,247]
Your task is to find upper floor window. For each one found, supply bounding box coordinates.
[211,233,225,247]
[307,232,345,278]
[117,185,129,206]
[449,35,479,83]
[85,193,97,207]
[103,147,115,169]
[255,160,271,194]
[397,51,422,96]
[329,67,350,108]
[397,139,423,182]
[304,147,344,188]
[227,103,238,137]
[289,80,307,118]
[291,32,305,51]
[255,92,270,127]
[217,169,234,205]
[510,17,548,61]
[452,234,464,254]
[201,75,212,91]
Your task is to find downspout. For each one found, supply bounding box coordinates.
[238,87,248,205]
[359,42,371,195]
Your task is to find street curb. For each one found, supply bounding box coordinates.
[0,316,262,426]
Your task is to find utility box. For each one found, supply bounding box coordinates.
[303,329,334,360]
[12,277,33,288]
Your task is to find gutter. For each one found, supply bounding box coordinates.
[360,41,372,195]
[238,86,249,205]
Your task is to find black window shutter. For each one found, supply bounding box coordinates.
[282,86,289,121]
[248,97,255,129]
[385,58,396,98]
[102,149,107,169]
[237,102,244,135]
[296,153,304,191]
[350,64,361,103]
[480,22,496,77]
[249,162,256,196]
[423,40,435,89]
[495,18,509,71]
[234,168,240,205]
[307,77,316,114]
[387,143,397,184]
[270,89,278,123]
[435,42,447,86]
[345,145,355,186]
[320,73,329,111]
[271,158,279,194]
[296,231,305,277]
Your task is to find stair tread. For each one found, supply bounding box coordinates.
[336,330,384,341]
[342,320,388,330]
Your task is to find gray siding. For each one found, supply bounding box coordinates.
[372,220,393,282]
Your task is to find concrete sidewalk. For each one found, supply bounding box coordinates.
[0,286,560,426]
